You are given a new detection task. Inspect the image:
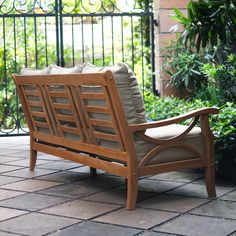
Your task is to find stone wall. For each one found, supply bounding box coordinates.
[154,0,189,96]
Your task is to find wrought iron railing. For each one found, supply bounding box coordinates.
[0,0,155,136]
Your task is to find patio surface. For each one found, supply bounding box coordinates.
[0,136,236,236]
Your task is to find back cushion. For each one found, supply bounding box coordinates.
[20,64,83,75]
[82,62,147,124]
[50,65,83,74]
[20,67,51,75]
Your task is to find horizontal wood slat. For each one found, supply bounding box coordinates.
[31,111,46,118]
[61,125,80,135]
[33,142,128,178]
[13,73,109,86]
[81,93,105,100]
[56,114,74,122]
[33,132,128,162]
[49,91,67,97]
[24,90,39,96]
[90,119,113,128]
[94,131,119,142]
[28,101,42,107]
[35,121,49,128]
[53,103,71,110]
[138,159,208,176]
[85,105,110,114]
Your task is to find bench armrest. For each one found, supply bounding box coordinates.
[128,107,219,133]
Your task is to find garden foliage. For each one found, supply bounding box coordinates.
[158,0,236,171]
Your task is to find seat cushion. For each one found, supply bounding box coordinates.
[135,124,204,165]
[82,62,147,124]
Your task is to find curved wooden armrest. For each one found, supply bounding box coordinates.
[128,107,219,133]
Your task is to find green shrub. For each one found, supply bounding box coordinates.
[202,54,236,104]
[145,96,211,121]
[212,102,236,166]
[162,41,208,93]
[172,0,236,56]
[144,95,236,169]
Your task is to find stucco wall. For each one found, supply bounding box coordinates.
[154,0,189,96]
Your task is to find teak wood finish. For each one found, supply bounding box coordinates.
[12,72,219,210]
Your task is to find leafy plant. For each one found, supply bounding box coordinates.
[172,0,236,54]
[144,94,236,169]
[202,54,236,104]
[162,40,208,93]
[212,102,236,168]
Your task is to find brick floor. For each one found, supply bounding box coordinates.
[0,136,235,236]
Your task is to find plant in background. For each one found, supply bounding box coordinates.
[162,40,208,94]
[172,0,236,59]
[203,54,236,103]
[144,92,236,171]
[167,0,236,180]
[211,102,236,171]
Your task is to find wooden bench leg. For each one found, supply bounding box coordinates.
[205,166,216,198]
[29,136,37,171]
[30,149,37,171]
[126,175,138,210]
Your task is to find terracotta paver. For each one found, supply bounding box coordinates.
[94,208,178,229]
[0,213,79,236]
[1,179,62,192]
[2,168,58,178]
[155,214,236,236]
[5,158,53,167]
[191,199,236,219]
[39,182,105,198]
[0,206,27,221]
[167,183,234,198]
[148,171,203,183]
[0,156,19,164]
[36,171,91,183]
[137,179,184,193]
[35,153,63,161]
[41,199,121,219]
[137,194,208,212]
[0,189,25,201]
[220,190,236,201]
[76,174,125,188]
[83,187,154,205]
[37,161,80,171]
[0,137,236,236]
[0,176,23,186]
[0,232,21,236]
[0,193,69,211]
[139,232,176,236]
[0,165,24,174]
[47,221,141,236]
[4,150,30,158]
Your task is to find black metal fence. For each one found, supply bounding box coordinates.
[0,0,155,136]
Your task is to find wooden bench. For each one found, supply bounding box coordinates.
[13,64,219,210]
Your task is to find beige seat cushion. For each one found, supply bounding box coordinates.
[135,124,204,165]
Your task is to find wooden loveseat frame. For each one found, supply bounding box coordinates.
[13,70,219,210]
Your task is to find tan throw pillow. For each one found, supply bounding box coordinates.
[50,65,83,74]
[82,62,147,124]
[20,67,51,75]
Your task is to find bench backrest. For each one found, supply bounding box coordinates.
[13,71,136,164]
